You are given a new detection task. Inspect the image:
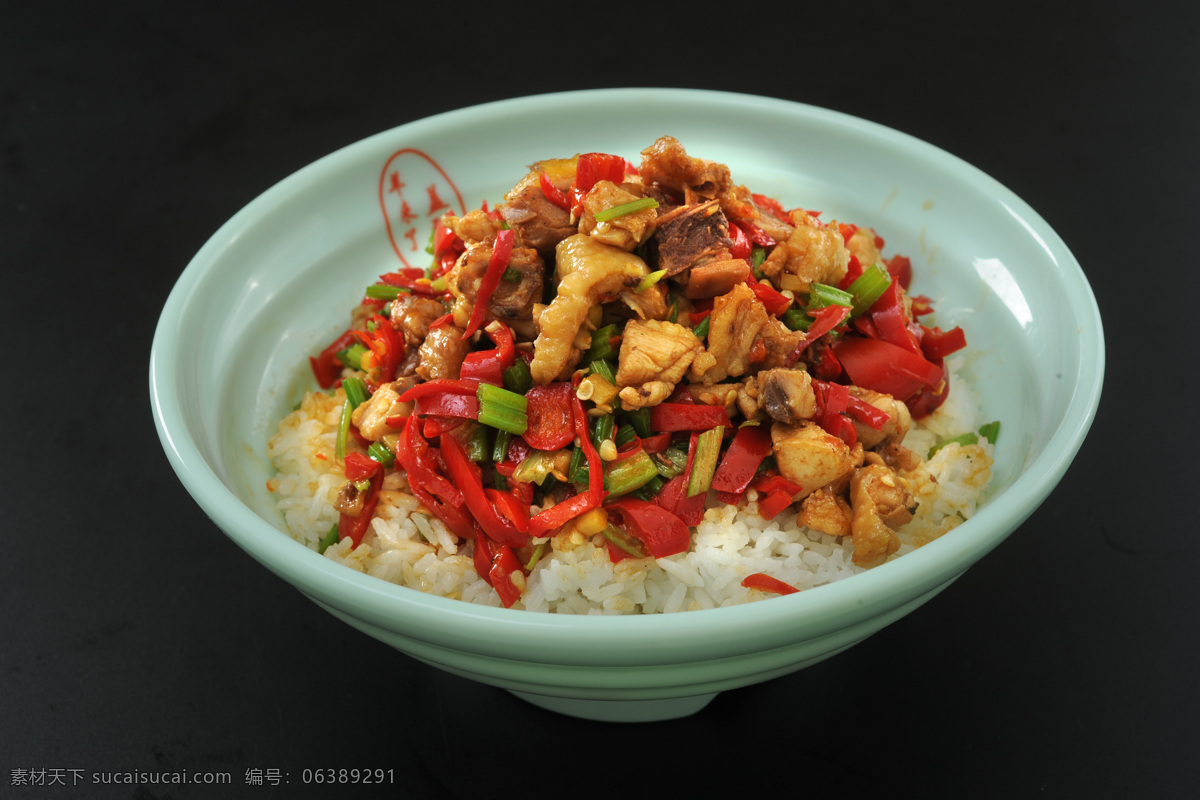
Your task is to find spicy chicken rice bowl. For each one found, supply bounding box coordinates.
[267,136,997,614]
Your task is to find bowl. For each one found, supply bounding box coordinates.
[149,88,1104,723]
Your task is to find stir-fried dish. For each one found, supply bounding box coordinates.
[294,137,997,608]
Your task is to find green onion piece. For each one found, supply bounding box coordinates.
[342,377,369,409]
[589,359,618,386]
[591,413,615,448]
[781,308,810,332]
[806,282,854,312]
[631,474,666,500]
[525,540,547,571]
[585,323,621,363]
[365,284,405,301]
[367,441,395,468]
[492,429,513,463]
[634,268,668,294]
[502,266,522,283]
[513,450,561,486]
[846,263,892,317]
[593,196,659,222]
[750,247,767,274]
[928,432,979,459]
[502,359,533,395]
[687,427,725,498]
[668,296,679,324]
[693,315,711,339]
[494,472,509,491]
[627,408,652,439]
[336,343,368,370]
[476,383,529,435]
[978,420,1001,444]
[334,378,369,460]
[429,275,448,292]
[568,445,588,485]
[602,523,648,559]
[464,424,491,462]
[604,449,659,497]
[613,422,638,449]
[318,523,340,555]
[653,446,689,480]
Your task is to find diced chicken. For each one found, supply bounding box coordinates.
[416,324,470,382]
[499,157,579,257]
[683,258,750,299]
[639,136,732,203]
[446,208,503,247]
[686,383,741,417]
[579,180,656,251]
[350,378,417,441]
[389,294,448,348]
[848,463,914,567]
[760,210,851,294]
[757,368,817,425]
[845,225,883,270]
[798,487,852,537]
[720,184,796,244]
[689,283,806,385]
[848,386,911,449]
[448,242,544,340]
[770,421,858,500]
[530,234,656,385]
[615,320,703,409]
[646,200,733,277]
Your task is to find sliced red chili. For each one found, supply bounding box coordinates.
[741,572,799,595]
[440,433,527,549]
[337,469,382,547]
[462,228,515,340]
[831,336,944,401]
[710,424,773,495]
[653,474,707,528]
[522,382,577,451]
[309,328,359,389]
[606,498,691,558]
[647,403,730,432]
[919,325,967,360]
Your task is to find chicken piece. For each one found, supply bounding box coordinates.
[770,421,857,500]
[350,377,417,441]
[639,136,732,203]
[416,323,471,381]
[499,157,579,258]
[448,242,544,340]
[848,463,914,567]
[389,294,448,348]
[615,320,703,408]
[579,180,656,251]
[845,225,883,271]
[447,208,504,247]
[646,200,733,277]
[759,210,851,294]
[689,283,806,385]
[757,368,817,425]
[686,383,741,417]
[798,487,852,537]
[683,258,750,299]
[530,234,656,385]
[848,386,912,449]
[720,184,796,244]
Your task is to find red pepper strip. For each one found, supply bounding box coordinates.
[539,171,571,211]
[751,193,791,225]
[710,424,773,495]
[919,325,967,360]
[729,222,753,260]
[309,328,359,389]
[568,153,626,216]
[344,451,382,482]
[838,255,864,290]
[757,489,795,520]
[459,350,505,385]
[395,416,474,539]
[522,382,577,450]
[378,270,440,297]
[488,546,526,608]
[423,417,464,438]
[647,403,730,432]
[838,222,859,243]
[529,491,593,538]
[845,395,890,431]
[472,534,497,586]
[831,336,944,402]
[428,313,455,329]
[606,498,691,559]
[741,572,799,595]
[716,490,744,506]
[371,314,404,383]
[440,433,527,548]
[639,432,673,454]
[462,228,515,340]
[909,295,935,317]
[337,470,382,547]
[572,394,606,505]
[744,271,792,316]
[868,280,923,356]
[414,392,480,420]
[814,380,857,447]
[654,474,707,527]
[786,304,851,366]
[905,373,950,419]
[752,473,803,496]
[398,378,480,402]
[885,254,913,290]
[485,488,530,534]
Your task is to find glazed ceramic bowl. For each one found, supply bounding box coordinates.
[149,89,1103,723]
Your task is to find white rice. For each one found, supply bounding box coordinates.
[266,356,993,613]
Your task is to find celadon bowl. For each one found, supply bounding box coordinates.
[149,88,1104,723]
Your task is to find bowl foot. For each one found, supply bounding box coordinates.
[508,690,717,722]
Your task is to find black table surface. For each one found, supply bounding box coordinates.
[4,3,1196,798]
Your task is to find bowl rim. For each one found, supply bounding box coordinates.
[149,87,1105,665]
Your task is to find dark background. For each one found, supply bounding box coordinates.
[3,2,1196,798]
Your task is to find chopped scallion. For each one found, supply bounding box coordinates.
[476,383,528,435]
[365,284,405,301]
[585,323,621,363]
[589,359,618,387]
[693,315,711,339]
[593,196,659,222]
[602,523,648,559]
[502,359,533,395]
[634,268,667,294]
[806,282,854,312]
[978,420,1001,444]
[604,449,659,497]
[687,427,725,497]
[846,263,892,317]
[318,523,340,554]
[367,441,395,468]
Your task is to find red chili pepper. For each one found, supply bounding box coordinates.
[638,432,673,454]
[460,322,518,385]
[751,473,803,496]
[488,545,526,608]
[395,416,474,539]
[647,403,730,432]
[653,474,707,527]
[568,153,627,216]
[813,379,857,447]
[885,254,913,290]
[485,488,530,534]
[919,325,967,360]
[729,222,753,260]
[337,469,382,547]
[905,375,950,419]
[355,314,405,383]
[378,271,440,297]
[528,491,593,538]
[785,304,850,366]
[752,193,792,224]
[606,498,692,558]
[831,336,944,401]
[867,280,923,356]
[539,171,571,211]
[845,395,890,431]
[838,255,864,290]
[422,416,464,438]
[757,489,795,520]
[309,328,359,389]
[710,424,773,495]
[522,382,577,450]
[571,394,606,505]
[462,228,515,340]
[343,451,382,482]
[838,222,859,243]
[414,392,480,421]
[745,273,792,316]
[440,433,527,548]
[741,572,799,595]
[472,533,497,586]
[398,378,480,402]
